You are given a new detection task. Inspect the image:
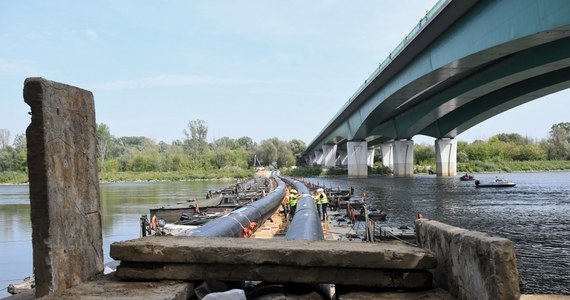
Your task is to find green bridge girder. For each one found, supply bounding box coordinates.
[306,0,570,155]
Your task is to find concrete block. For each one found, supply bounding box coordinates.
[110,237,436,270]
[415,219,520,300]
[115,262,433,289]
[24,78,103,297]
[29,274,193,300]
[336,287,455,300]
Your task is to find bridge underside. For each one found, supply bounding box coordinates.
[304,0,570,177]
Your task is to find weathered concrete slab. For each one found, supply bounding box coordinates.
[23,77,102,298]
[116,262,433,289]
[111,236,436,270]
[336,287,455,300]
[3,274,194,300]
[415,219,520,300]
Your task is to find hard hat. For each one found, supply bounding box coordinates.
[317,188,324,193]
[291,189,298,194]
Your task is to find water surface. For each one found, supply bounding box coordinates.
[1,173,568,296]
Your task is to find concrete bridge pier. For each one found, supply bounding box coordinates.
[322,144,337,168]
[393,139,414,177]
[347,141,368,178]
[435,138,457,176]
[308,152,316,165]
[337,150,347,166]
[314,150,324,165]
[381,142,394,170]
[367,147,375,168]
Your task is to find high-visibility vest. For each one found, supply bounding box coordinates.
[318,192,328,204]
[289,194,298,206]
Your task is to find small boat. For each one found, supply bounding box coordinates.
[475,179,516,188]
[376,225,416,241]
[149,193,240,223]
[459,174,475,181]
[367,208,387,221]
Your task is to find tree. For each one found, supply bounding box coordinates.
[96,123,113,173]
[414,144,435,165]
[183,119,209,157]
[212,136,239,150]
[0,129,10,149]
[546,122,570,160]
[289,139,306,165]
[256,139,278,167]
[491,133,532,145]
[237,136,256,151]
[13,134,26,153]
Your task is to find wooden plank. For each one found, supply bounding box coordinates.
[110,236,436,270]
[115,262,433,289]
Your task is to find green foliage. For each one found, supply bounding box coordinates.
[0,171,28,184]
[3,122,570,184]
[289,139,307,165]
[414,144,435,165]
[369,165,392,175]
[324,168,348,176]
[256,138,295,168]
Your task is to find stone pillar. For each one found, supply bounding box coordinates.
[347,141,368,178]
[314,150,324,165]
[322,144,337,168]
[435,139,457,176]
[393,139,414,177]
[336,150,347,166]
[24,78,103,298]
[367,147,375,168]
[381,142,394,170]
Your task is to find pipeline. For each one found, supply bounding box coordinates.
[279,176,324,241]
[182,174,286,237]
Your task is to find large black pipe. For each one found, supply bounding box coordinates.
[183,175,286,237]
[280,176,324,241]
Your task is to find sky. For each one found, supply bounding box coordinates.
[1,1,568,147]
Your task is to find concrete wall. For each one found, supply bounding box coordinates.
[415,219,520,300]
[24,78,103,298]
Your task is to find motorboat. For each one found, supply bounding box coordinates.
[475,178,516,188]
[459,174,475,181]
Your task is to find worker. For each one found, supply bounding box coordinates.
[289,189,299,217]
[315,188,328,221]
[282,188,290,218]
[314,190,323,220]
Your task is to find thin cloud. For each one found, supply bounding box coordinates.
[84,29,98,39]
[90,74,270,91]
[0,59,35,74]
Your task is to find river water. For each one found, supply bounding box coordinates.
[1,172,569,297]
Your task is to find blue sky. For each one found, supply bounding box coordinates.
[1,1,568,146]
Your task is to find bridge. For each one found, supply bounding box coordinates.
[303,0,570,177]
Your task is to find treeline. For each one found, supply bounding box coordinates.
[413,122,570,173]
[1,122,569,183]
[96,119,306,178]
[0,120,306,183]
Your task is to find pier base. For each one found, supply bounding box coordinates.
[347,141,368,178]
[393,140,414,177]
[435,139,457,176]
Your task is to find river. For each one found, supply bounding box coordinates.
[1,172,569,297]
